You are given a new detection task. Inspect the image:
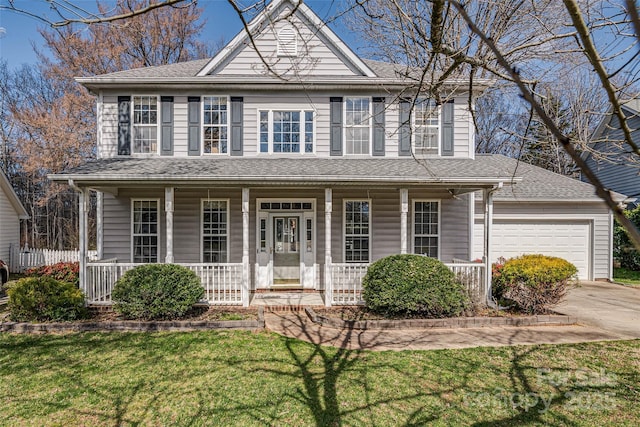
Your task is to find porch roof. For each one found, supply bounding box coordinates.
[50,156,520,189]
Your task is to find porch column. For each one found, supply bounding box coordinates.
[325,188,332,307]
[483,186,496,305]
[400,188,409,254]
[96,191,103,260]
[78,188,89,296]
[165,187,174,263]
[242,188,250,307]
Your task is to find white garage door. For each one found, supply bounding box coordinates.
[474,220,591,280]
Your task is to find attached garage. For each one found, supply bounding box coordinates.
[474,219,592,280]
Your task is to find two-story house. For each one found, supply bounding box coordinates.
[51,0,618,307]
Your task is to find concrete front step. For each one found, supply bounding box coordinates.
[250,292,325,308]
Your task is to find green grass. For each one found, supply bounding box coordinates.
[0,332,639,426]
[613,267,640,286]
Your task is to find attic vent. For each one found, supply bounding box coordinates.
[277,26,297,56]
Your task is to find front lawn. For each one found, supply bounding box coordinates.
[1,332,639,426]
[613,267,640,286]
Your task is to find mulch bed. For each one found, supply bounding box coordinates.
[313,306,533,321]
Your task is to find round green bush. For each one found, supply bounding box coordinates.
[7,276,87,322]
[112,264,204,320]
[362,254,470,318]
[493,254,577,314]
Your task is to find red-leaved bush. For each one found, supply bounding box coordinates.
[26,262,79,287]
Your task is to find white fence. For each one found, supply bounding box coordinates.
[9,244,97,273]
[86,262,244,305]
[328,262,487,306]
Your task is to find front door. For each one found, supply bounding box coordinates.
[272,216,300,285]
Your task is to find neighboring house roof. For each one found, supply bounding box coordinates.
[49,154,609,202]
[0,170,29,219]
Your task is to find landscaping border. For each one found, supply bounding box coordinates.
[0,307,264,333]
[305,308,577,330]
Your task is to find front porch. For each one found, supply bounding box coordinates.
[85,260,487,307]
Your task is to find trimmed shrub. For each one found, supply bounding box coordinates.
[7,276,87,322]
[26,262,80,287]
[112,264,204,320]
[493,254,577,314]
[362,254,470,318]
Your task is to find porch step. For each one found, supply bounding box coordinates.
[250,291,324,308]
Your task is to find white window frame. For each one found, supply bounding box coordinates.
[411,199,441,259]
[343,199,372,263]
[131,95,160,155]
[257,109,316,154]
[131,198,161,263]
[202,95,230,155]
[344,97,372,155]
[201,199,230,263]
[412,98,441,156]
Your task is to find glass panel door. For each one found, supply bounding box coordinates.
[273,216,300,285]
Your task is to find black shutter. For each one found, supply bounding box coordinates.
[398,99,411,156]
[160,96,174,156]
[330,97,343,156]
[188,96,200,156]
[230,96,243,156]
[117,96,131,155]
[441,100,454,156]
[372,97,385,156]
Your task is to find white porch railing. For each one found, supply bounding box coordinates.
[330,263,369,305]
[328,262,487,306]
[85,262,244,305]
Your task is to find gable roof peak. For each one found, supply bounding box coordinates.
[196,0,376,78]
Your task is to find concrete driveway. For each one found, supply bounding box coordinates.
[556,281,640,339]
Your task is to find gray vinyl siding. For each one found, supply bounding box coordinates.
[214,11,359,77]
[473,200,611,280]
[97,91,474,160]
[102,189,166,262]
[584,113,640,200]
[0,188,20,262]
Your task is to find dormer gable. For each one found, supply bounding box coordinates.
[197,0,376,78]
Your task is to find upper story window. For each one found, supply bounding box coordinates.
[132,96,158,154]
[277,26,297,56]
[345,97,370,155]
[414,98,440,156]
[259,110,314,154]
[203,96,228,154]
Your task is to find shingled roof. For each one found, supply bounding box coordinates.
[50,154,610,202]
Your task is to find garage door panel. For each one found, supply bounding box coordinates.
[474,220,590,280]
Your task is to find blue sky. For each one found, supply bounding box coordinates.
[0,0,359,70]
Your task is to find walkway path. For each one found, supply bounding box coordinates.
[264,281,640,351]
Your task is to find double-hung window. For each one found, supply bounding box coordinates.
[202,200,228,263]
[259,110,314,153]
[203,96,228,154]
[345,97,370,155]
[344,200,370,262]
[132,200,159,263]
[413,98,439,155]
[413,200,439,258]
[132,96,158,154]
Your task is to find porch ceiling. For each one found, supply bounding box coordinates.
[49,156,521,189]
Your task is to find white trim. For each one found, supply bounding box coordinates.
[343,199,372,263]
[196,0,376,78]
[257,108,316,155]
[411,199,441,260]
[609,210,614,281]
[200,198,230,263]
[130,198,161,263]
[97,91,103,159]
[468,193,475,260]
[343,97,372,156]
[201,95,230,156]
[131,95,161,156]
